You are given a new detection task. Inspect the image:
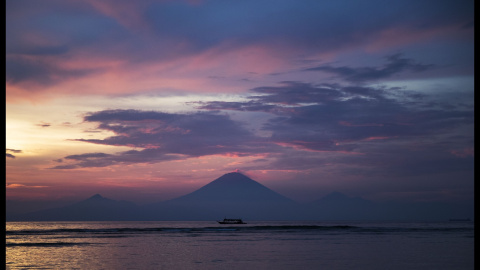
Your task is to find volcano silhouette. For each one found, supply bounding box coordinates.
[147,172,298,220]
[170,172,293,203]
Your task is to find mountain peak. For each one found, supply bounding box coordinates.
[88,194,105,200]
[216,172,252,181]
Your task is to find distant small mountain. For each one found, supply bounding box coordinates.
[13,194,141,221]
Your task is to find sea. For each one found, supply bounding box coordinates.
[5,220,474,270]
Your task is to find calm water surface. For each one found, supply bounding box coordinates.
[6,220,474,269]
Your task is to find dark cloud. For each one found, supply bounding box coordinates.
[6,56,101,87]
[251,81,344,105]
[52,80,473,191]
[52,110,273,169]
[6,149,22,159]
[6,0,127,55]
[51,149,188,169]
[58,78,473,177]
[144,0,472,54]
[190,100,280,114]
[79,110,261,152]
[5,0,131,87]
[36,122,51,128]
[65,152,112,160]
[303,54,433,83]
[194,80,473,178]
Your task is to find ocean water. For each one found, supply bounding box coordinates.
[6,220,474,270]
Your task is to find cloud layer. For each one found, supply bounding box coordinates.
[56,80,473,184]
[6,0,474,204]
[52,110,272,169]
[304,54,434,83]
[6,0,473,98]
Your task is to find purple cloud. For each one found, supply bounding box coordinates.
[6,149,22,159]
[193,80,473,179]
[303,54,433,83]
[52,110,274,169]
[59,78,473,179]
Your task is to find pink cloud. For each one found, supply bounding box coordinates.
[450,148,474,158]
[6,183,48,189]
[7,39,295,103]
[186,43,288,75]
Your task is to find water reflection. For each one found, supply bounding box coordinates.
[6,221,474,269]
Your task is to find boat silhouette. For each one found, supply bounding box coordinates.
[217,218,246,224]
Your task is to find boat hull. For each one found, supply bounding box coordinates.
[217,219,246,224]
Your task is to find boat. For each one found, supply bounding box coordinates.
[217,218,246,224]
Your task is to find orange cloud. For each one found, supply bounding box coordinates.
[6,183,48,189]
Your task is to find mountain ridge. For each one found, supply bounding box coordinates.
[6,172,474,221]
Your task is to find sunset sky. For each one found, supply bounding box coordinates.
[6,0,474,205]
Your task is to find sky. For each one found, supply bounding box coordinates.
[6,0,474,205]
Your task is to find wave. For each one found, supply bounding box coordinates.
[6,242,91,247]
[5,225,357,235]
[6,224,473,236]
